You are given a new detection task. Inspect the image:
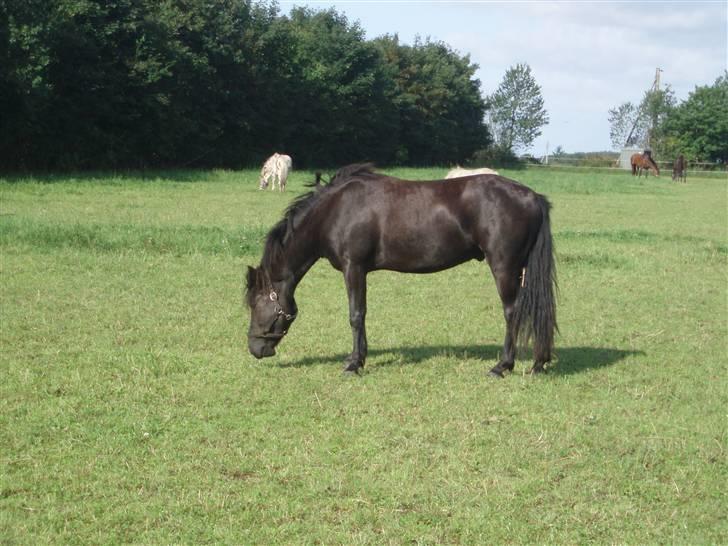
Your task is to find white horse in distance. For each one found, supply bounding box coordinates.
[445,166,499,179]
[259,153,293,191]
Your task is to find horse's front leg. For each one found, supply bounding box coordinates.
[343,265,367,373]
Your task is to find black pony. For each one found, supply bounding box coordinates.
[245,164,557,377]
[672,154,686,183]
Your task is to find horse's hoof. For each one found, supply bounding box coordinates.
[488,369,504,379]
[343,361,362,374]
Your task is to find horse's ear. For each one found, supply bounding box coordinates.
[246,266,258,290]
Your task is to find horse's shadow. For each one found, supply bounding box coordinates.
[279,344,643,376]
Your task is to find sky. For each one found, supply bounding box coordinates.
[279,0,727,154]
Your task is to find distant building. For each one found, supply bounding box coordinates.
[618,146,643,170]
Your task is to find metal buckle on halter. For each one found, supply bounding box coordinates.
[269,290,296,321]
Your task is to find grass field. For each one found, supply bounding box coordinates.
[1,166,726,544]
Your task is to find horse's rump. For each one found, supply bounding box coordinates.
[276,154,292,190]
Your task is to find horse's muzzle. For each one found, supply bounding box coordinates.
[248,337,276,359]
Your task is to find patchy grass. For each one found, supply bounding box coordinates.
[1,168,726,544]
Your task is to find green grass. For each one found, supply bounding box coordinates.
[1,167,726,544]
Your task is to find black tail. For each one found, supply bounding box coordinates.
[511,195,558,363]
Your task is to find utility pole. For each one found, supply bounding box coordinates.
[647,68,663,148]
[624,68,663,148]
[544,141,549,166]
[653,67,662,92]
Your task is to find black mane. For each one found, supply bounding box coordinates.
[260,164,379,275]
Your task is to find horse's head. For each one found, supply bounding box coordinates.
[650,159,661,176]
[245,266,297,359]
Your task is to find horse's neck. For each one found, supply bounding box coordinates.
[269,224,320,292]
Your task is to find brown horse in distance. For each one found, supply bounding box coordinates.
[630,152,660,177]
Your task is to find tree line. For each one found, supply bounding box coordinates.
[1,0,500,170]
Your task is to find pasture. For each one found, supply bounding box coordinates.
[1,167,726,544]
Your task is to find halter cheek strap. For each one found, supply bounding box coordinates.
[269,290,297,321]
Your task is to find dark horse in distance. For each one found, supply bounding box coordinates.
[245,164,557,377]
[672,154,686,183]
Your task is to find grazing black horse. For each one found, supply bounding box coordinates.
[245,164,557,377]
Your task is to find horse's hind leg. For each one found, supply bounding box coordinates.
[488,269,519,378]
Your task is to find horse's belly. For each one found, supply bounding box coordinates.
[375,226,482,273]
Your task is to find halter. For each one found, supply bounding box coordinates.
[252,289,297,341]
[268,290,296,321]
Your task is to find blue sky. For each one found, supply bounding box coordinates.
[279,0,727,154]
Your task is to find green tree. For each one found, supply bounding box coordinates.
[0,1,491,169]
[282,7,397,166]
[642,86,676,152]
[608,102,641,149]
[551,145,566,157]
[662,73,728,162]
[1,0,286,169]
[488,63,548,154]
[375,35,490,165]
[608,86,676,151]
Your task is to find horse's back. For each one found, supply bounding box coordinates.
[319,175,542,273]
